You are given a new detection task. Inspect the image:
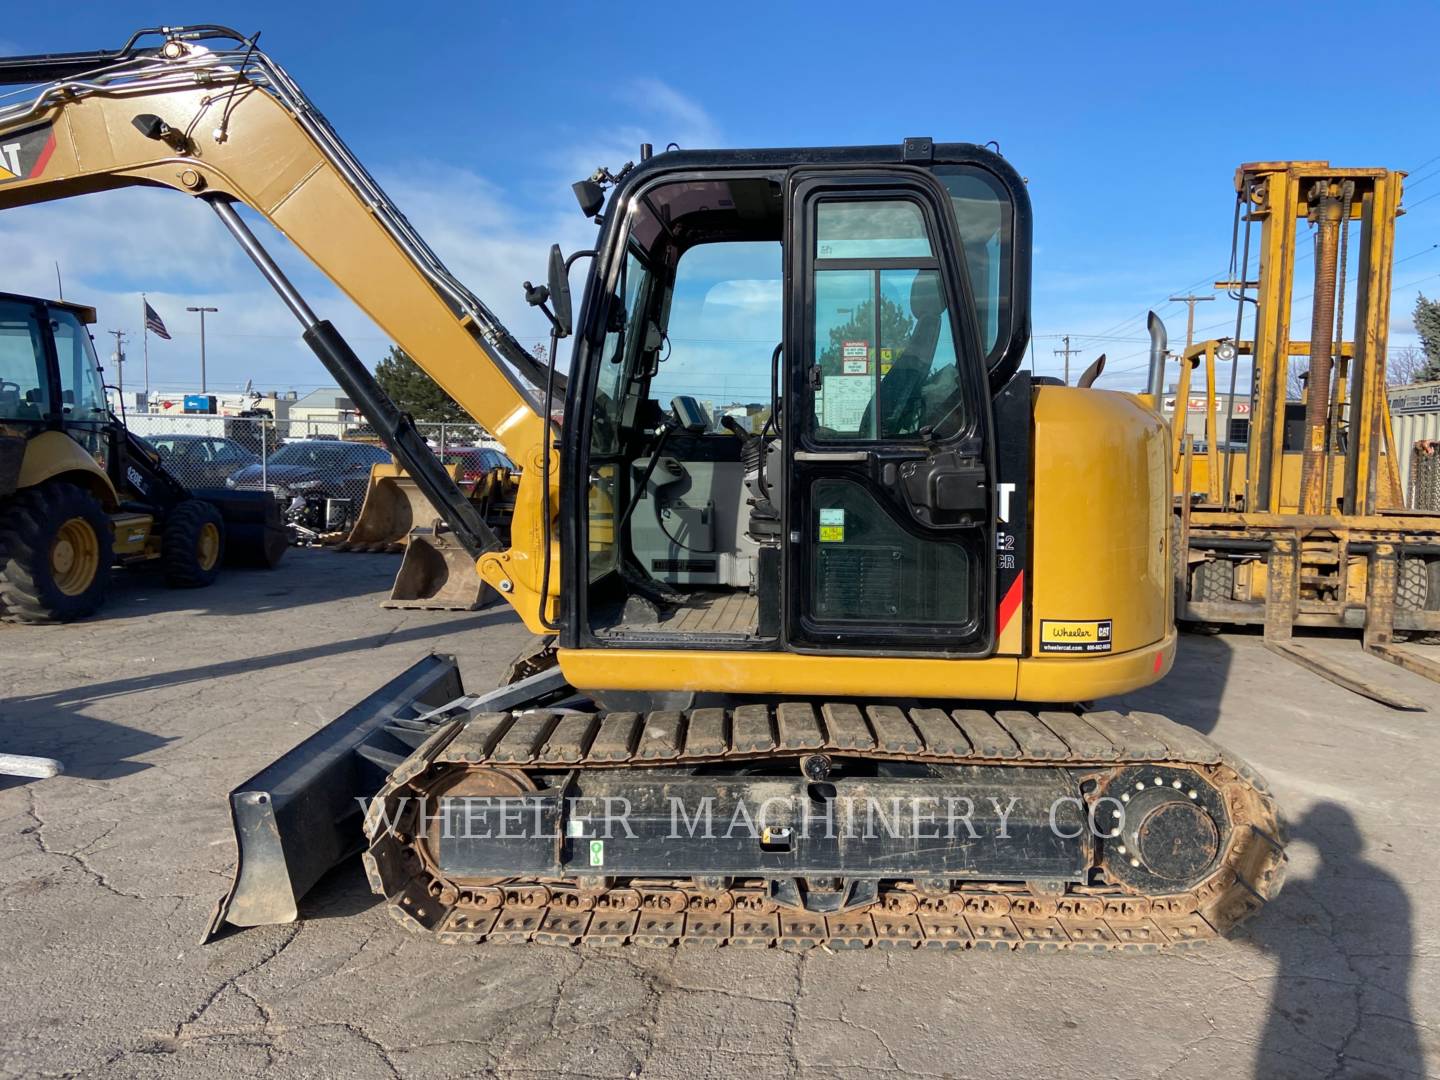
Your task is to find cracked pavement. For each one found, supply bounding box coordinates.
[1,549,1437,1078]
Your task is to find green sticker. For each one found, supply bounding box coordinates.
[589,839,604,867]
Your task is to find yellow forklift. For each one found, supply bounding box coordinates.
[0,291,286,622]
[1167,162,1440,708]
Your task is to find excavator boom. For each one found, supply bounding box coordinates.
[0,26,557,620]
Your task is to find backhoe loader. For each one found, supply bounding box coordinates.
[0,290,286,622]
[0,26,1286,951]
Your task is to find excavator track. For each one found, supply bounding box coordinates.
[362,702,1286,951]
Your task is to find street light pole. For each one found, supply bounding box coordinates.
[186,305,218,393]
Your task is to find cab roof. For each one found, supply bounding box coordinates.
[609,139,1024,202]
[0,290,98,324]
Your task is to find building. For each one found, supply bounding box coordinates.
[287,387,357,431]
[1389,381,1440,507]
[1160,389,1250,445]
[139,388,298,419]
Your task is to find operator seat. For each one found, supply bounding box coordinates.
[864,271,945,437]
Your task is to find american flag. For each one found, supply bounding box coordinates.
[143,300,171,340]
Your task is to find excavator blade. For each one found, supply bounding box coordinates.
[383,527,490,610]
[207,659,573,940]
[336,462,461,553]
[205,653,466,939]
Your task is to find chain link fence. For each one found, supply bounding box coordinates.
[123,412,511,532]
[1413,441,1440,513]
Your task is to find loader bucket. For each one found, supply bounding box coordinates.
[383,525,488,610]
[206,652,466,939]
[337,461,464,552]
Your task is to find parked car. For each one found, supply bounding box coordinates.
[225,439,393,505]
[142,434,260,489]
[437,445,516,484]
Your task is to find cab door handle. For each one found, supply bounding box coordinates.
[794,451,868,463]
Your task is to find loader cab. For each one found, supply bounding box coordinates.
[562,141,1031,661]
[0,292,110,462]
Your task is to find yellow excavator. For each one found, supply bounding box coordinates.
[0,26,1285,951]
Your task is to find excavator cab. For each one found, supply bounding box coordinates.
[563,147,1027,677]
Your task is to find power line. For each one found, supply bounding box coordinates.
[1168,292,1215,351]
[1052,334,1083,385]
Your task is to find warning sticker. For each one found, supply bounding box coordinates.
[842,340,869,359]
[842,357,870,375]
[880,347,893,374]
[589,840,604,867]
[818,508,845,543]
[1039,619,1113,654]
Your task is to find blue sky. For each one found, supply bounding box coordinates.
[2,0,1439,399]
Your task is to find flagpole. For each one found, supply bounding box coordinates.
[141,293,150,408]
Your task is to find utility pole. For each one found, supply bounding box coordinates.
[107,329,127,401]
[1168,293,1215,352]
[1053,335,1082,385]
[186,305,218,393]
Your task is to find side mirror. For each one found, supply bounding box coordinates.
[547,244,572,339]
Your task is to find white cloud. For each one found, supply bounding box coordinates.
[621,79,720,147]
[552,78,724,188]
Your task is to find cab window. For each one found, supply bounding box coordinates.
[0,299,50,422]
[934,166,1012,364]
[648,239,781,417]
[811,198,965,441]
[50,308,107,426]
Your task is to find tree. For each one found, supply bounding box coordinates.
[374,346,468,423]
[817,296,916,375]
[1389,345,1430,386]
[1414,294,1440,382]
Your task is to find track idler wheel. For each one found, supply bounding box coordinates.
[1094,765,1227,894]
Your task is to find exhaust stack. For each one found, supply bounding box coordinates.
[1147,311,1168,399]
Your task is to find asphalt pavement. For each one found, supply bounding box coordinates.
[1,548,1436,1079]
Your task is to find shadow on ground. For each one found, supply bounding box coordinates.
[1250,802,1425,1079]
[1107,626,1236,734]
[102,548,414,620]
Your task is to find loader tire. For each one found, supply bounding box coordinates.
[0,481,113,623]
[162,499,225,588]
[1192,557,1235,603]
[1396,557,1440,645]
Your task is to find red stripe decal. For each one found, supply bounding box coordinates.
[29,132,56,179]
[997,571,1024,633]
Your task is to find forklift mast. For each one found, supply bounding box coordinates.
[1170,162,1440,703]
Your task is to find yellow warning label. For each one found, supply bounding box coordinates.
[1039,619,1113,654]
[819,525,845,542]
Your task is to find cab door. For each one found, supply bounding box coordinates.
[783,172,995,654]
[46,304,110,464]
